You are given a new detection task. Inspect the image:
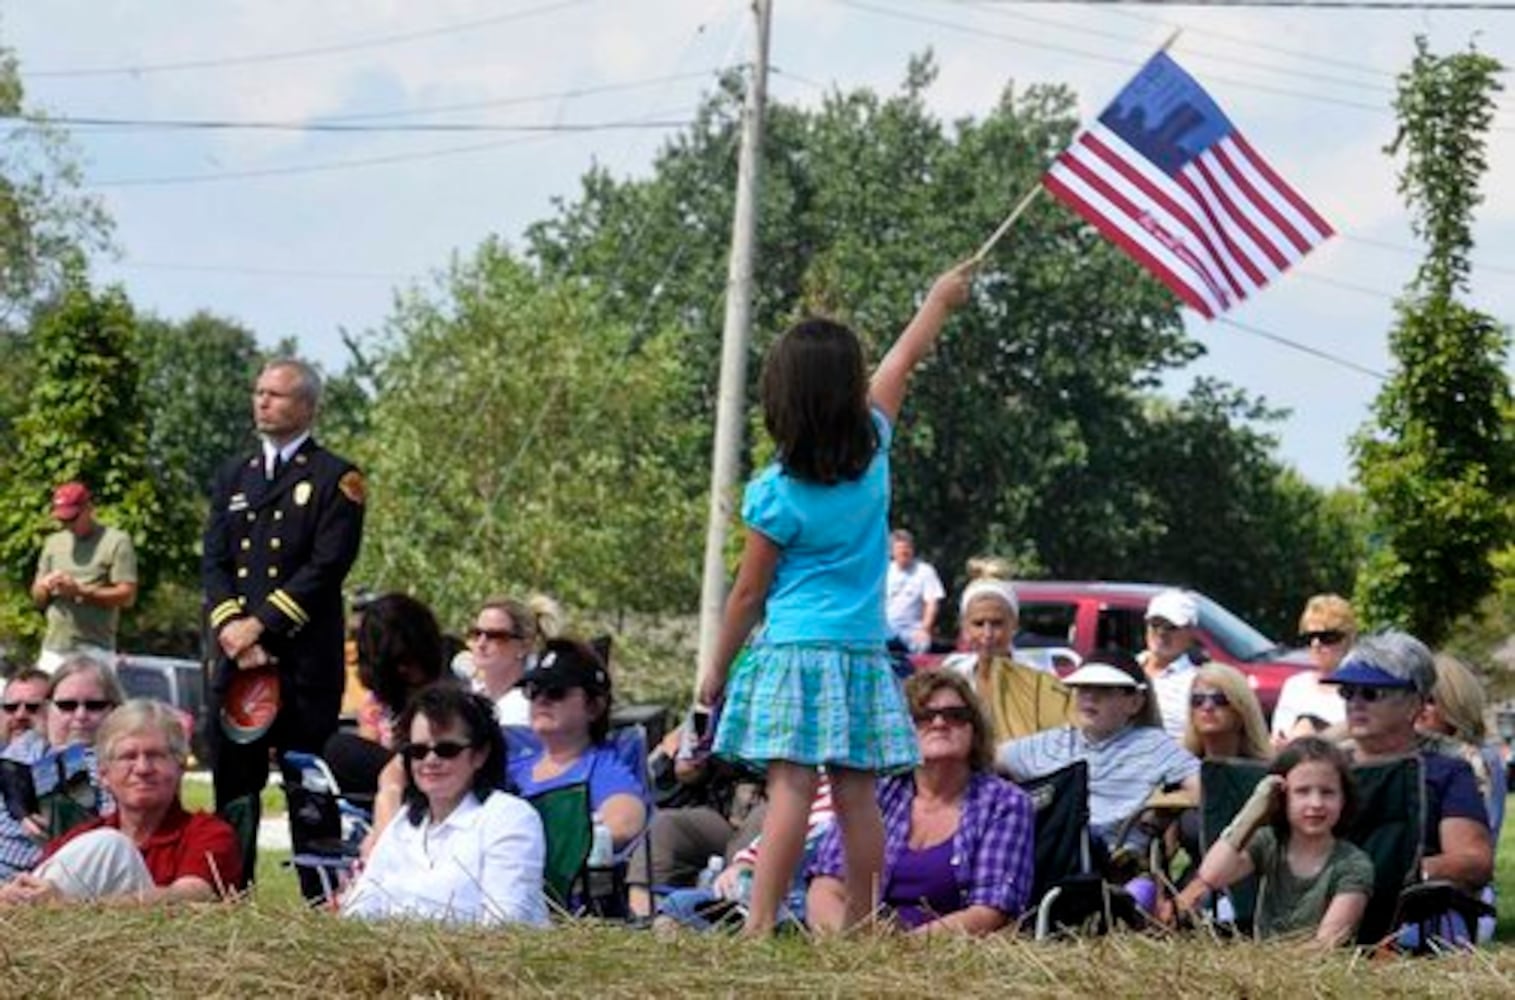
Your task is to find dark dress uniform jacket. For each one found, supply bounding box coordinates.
[203,438,364,745]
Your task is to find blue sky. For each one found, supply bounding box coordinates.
[3,0,1512,487]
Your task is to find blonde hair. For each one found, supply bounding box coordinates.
[1183,663,1271,760]
[478,593,562,649]
[1298,593,1357,638]
[95,698,189,765]
[1430,654,1487,744]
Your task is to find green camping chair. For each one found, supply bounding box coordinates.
[1344,755,1424,946]
[1196,757,1271,934]
[527,781,594,913]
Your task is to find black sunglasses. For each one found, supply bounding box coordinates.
[526,684,575,702]
[1189,691,1231,709]
[400,740,475,762]
[53,699,115,713]
[1336,684,1403,704]
[468,626,522,643]
[912,705,975,727]
[0,700,46,714]
[1301,630,1347,646]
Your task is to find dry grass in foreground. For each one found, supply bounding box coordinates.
[0,905,1512,999]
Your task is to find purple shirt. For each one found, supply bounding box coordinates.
[887,839,959,928]
[810,770,1035,918]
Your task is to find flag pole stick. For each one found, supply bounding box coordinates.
[972,184,1042,263]
[971,27,1183,264]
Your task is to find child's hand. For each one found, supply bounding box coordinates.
[926,260,976,312]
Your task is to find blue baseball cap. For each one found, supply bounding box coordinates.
[1320,659,1416,690]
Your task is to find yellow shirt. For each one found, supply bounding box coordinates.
[967,655,1075,743]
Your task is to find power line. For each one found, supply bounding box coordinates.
[88,109,696,187]
[24,0,596,79]
[970,0,1515,9]
[114,260,410,282]
[10,113,698,135]
[1216,317,1388,379]
[1339,233,1515,276]
[838,0,1515,127]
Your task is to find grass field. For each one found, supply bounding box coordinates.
[66,790,1495,996]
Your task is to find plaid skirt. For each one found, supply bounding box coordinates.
[713,642,920,773]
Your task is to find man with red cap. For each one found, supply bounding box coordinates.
[28,481,138,673]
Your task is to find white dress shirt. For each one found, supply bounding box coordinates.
[341,791,548,927]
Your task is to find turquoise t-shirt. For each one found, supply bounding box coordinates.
[742,409,891,644]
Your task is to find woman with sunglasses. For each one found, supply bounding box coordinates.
[1172,663,1272,870]
[342,683,547,925]
[507,638,645,849]
[1270,594,1356,745]
[807,671,1033,935]
[467,594,560,728]
[0,657,123,880]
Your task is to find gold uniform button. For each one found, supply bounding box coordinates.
[246,512,256,522]
[270,539,282,550]
[273,511,284,521]
[237,597,247,607]
[237,567,248,579]
[268,567,279,578]
[240,539,251,551]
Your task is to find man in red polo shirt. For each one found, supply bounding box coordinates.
[0,700,240,904]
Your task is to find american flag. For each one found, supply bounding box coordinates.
[1044,52,1332,319]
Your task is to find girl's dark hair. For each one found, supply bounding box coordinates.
[759,317,877,484]
[1269,736,1357,840]
[397,683,508,826]
[356,592,447,713]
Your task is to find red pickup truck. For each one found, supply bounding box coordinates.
[939,581,1312,721]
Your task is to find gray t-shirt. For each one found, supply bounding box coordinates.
[36,524,137,652]
[1248,827,1374,940]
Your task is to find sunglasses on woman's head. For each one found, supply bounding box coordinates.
[1300,630,1346,646]
[1189,691,1231,709]
[53,699,114,713]
[912,705,974,727]
[400,740,474,762]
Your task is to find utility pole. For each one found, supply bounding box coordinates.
[695,0,772,692]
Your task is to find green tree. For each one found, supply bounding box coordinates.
[0,270,164,648]
[1353,39,1514,643]
[351,241,705,631]
[527,54,1351,628]
[0,41,112,329]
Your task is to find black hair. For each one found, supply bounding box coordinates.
[396,683,508,826]
[1269,735,1358,840]
[759,317,877,484]
[356,592,447,713]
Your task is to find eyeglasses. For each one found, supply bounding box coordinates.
[54,699,114,713]
[110,749,176,769]
[1336,684,1405,704]
[1,701,46,714]
[912,705,975,727]
[468,626,521,643]
[400,740,475,762]
[1301,630,1347,646]
[1189,691,1231,710]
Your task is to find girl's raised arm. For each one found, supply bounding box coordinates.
[870,261,974,423]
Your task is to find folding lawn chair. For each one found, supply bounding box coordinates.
[279,750,373,904]
[1195,757,1271,935]
[1020,761,1146,939]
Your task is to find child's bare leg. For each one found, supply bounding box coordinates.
[743,760,818,936]
[829,766,884,930]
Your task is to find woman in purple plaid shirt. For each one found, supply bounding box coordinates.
[806,672,1034,934]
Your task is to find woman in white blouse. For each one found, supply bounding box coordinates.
[342,684,547,926]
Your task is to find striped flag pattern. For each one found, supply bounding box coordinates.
[1044,53,1332,318]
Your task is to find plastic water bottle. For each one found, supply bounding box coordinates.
[588,820,614,869]
[733,867,754,906]
[696,854,725,892]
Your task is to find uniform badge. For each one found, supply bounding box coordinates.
[228,492,249,512]
[339,470,367,505]
[294,481,313,507]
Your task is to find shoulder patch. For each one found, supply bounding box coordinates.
[338,470,367,505]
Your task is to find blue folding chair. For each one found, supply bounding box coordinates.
[280,750,373,905]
